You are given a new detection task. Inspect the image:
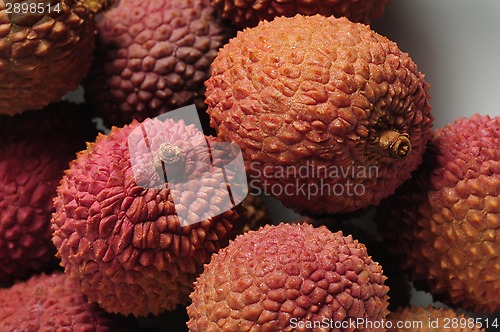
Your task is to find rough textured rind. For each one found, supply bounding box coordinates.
[207,15,433,215]
[0,273,132,332]
[387,306,485,331]
[376,114,500,314]
[187,223,389,331]
[83,0,232,127]
[0,102,97,286]
[306,217,412,311]
[51,117,244,317]
[211,0,391,28]
[0,0,109,115]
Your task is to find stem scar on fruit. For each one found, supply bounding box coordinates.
[377,130,412,159]
[158,143,183,164]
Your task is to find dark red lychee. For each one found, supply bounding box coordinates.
[51,116,246,316]
[0,102,97,286]
[0,273,132,331]
[83,0,233,127]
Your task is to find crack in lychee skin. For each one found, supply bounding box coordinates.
[156,142,185,184]
[377,130,412,159]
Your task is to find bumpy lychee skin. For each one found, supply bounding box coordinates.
[187,223,389,331]
[83,0,232,127]
[207,15,432,215]
[387,306,485,332]
[0,273,132,332]
[0,0,114,115]
[311,217,412,311]
[376,114,500,314]
[0,102,97,286]
[51,117,244,316]
[212,0,391,28]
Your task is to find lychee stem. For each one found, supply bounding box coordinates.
[378,130,412,159]
[158,143,183,164]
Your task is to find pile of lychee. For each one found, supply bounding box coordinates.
[0,0,498,331]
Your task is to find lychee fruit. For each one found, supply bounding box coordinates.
[211,0,391,28]
[83,0,233,127]
[207,14,433,215]
[309,217,412,311]
[187,222,389,331]
[0,0,114,115]
[51,116,247,316]
[0,102,97,286]
[387,306,485,332]
[0,272,132,331]
[376,114,500,314]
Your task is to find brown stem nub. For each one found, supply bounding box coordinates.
[158,143,183,164]
[378,130,412,159]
